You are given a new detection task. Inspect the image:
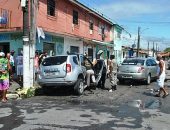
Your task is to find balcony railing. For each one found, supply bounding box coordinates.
[0,8,11,29]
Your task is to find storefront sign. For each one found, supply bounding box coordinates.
[0,34,10,41]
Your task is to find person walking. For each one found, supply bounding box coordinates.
[0,52,10,103]
[155,54,169,98]
[108,55,118,92]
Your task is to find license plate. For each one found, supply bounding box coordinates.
[122,76,132,78]
[46,72,59,76]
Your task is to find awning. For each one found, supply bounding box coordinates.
[91,39,114,47]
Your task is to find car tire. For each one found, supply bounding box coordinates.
[146,74,151,85]
[42,86,52,95]
[118,79,124,84]
[74,78,84,95]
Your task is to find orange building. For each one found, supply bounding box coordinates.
[0,0,114,60]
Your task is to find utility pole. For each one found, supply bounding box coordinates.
[30,0,37,86]
[155,43,158,56]
[152,42,155,57]
[137,27,140,57]
[147,41,149,56]
[22,0,30,88]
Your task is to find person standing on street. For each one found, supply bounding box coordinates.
[34,51,39,81]
[16,51,23,83]
[108,55,118,92]
[10,50,15,81]
[155,54,169,98]
[84,53,96,87]
[0,52,10,103]
[93,50,107,89]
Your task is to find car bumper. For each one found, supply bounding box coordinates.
[37,76,76,87]
[117,72,146,80]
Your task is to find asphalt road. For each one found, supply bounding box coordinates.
[0,71,170,130]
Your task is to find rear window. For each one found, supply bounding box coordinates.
[122,59,144,65]
[42,56,67,66]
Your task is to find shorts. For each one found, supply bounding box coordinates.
[17,65,23,76]
[34,67,39,73]
[157,75,165,88]
[0,79,9,90]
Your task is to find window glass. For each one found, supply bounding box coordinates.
[47,0,55,16]
[146,60,152,66]
[89,20,93,30]
[70,46,79,54]
[73,10,78,25]
[73,56,78,65]
[42,56,67,66]
[122,59,144,65]
[150,59,157,66]
[79,55,83,65]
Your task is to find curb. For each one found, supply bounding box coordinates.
[7,87,37,100]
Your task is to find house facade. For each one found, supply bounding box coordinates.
[0,0,114,61]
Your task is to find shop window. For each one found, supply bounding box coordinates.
[70,46,79,54]
[101,26,105,41]
[43,42,56,56]
[47,0,56,16]
[73,10,78,25]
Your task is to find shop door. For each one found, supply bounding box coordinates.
[0,42,10,55]
[88,48,93,61]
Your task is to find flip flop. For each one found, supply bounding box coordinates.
[162,93,169,98]
[1,99,7,103]
[155,94,160,97]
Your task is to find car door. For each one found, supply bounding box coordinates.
[146,59,152,76]
[79,55,87,77]
[150,59,158,78]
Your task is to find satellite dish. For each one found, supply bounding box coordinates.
[132,44,136,48]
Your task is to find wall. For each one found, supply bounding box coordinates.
[37,0,112,42]
[64,37,83,54]
[0,0,23,31]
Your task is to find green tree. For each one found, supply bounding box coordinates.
[164,47,170,52]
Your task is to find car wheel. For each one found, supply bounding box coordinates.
[74,78,84,95]
[146,74,151,85]
[118,79,124,84]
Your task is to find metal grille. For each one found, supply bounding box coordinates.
[0,8,11,29]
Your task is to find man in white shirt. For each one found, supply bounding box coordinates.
[155,54,169,98]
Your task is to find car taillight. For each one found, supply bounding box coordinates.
[138,67,145,73]
[66,64,71,73]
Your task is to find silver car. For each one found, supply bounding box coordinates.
[118,57,158,84]
[37,54,87,95]
[168,60,170,70]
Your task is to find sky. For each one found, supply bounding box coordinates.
[79,0,170,51]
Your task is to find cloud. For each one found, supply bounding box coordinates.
[95,1,170,20]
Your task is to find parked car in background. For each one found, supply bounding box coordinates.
[118,57,158,85]
[168,59,170,70]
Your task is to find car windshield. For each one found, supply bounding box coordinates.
[42,56,67,66]
[122,59,144,65]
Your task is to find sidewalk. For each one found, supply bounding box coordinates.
[7,80,40,99]
[8,81,21,94]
